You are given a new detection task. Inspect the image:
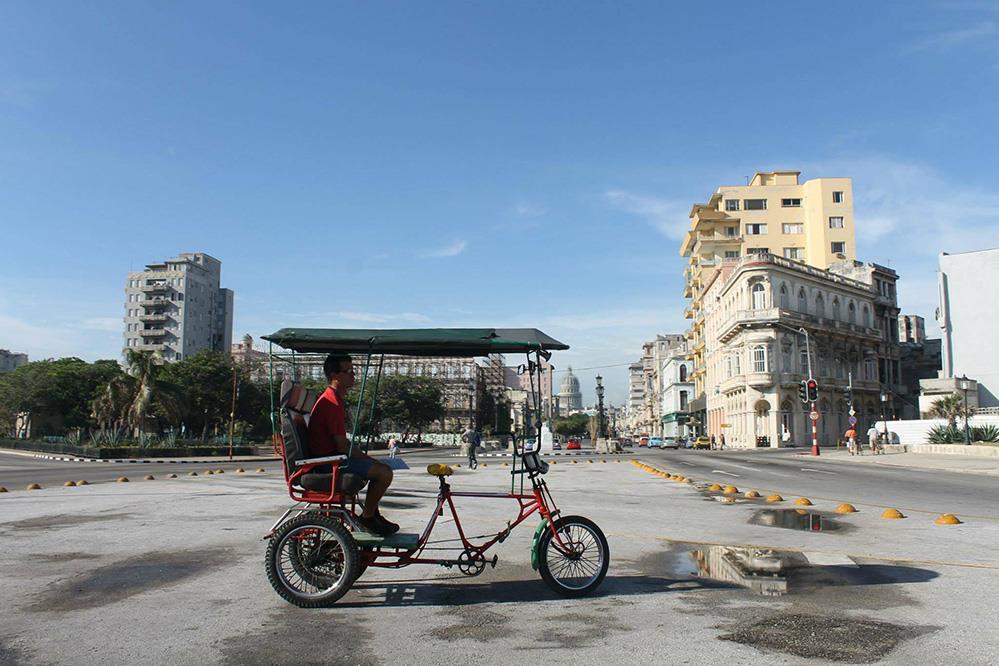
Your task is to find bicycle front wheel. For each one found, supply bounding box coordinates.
[537,515,609,597]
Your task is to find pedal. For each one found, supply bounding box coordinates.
[490,555,498,569]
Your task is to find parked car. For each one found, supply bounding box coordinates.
[662,436,680,449]
[566,438,582,450]
[648,437,663,448]
[692,436,711,450]
[552,441,562,450]
[620,438,634,448]
[639,437,649,447]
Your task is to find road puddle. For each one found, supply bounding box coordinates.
[750,508,846,532]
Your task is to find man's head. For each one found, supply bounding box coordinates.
[323,353,355,390]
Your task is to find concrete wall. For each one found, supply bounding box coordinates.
[874,415,999,445]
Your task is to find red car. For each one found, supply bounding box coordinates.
[566,438,581,450]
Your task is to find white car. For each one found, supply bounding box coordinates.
[662,436,680,449]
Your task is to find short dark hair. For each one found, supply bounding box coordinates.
[323,353,352,382]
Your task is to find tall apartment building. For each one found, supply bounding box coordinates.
[123,252,234,362]
[680,171,857,435]
[936,248,999,407]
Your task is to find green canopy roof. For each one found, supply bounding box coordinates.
[261,327,569,356]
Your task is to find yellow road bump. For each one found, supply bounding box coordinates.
[64,481,76,487]
[235,468,245,473]
[745,490,760,498]
[795,508,809,516]
[721,497,735,504]
[77,480,88,486]
[117,477,129,483]
[882,508,905,519]
[502,462,509,467]
[256,468,266,473]
[602,459,607,463]
[26,483,41,490]
[708,483,722,492]
[481,463,488,467]
[588,459,593,463]
[794,497,813,506]
[572,460,577,464]
[0,487,7,493]
[215,469,225,474]
[189,471,199,476]
[167,473,177,478]
[723,485,739,495]
[836,503,858,513]
[205,470,214,475]
[766,494,784,503]
[550,461,556,465]
[682,478,692,484]
[144,475,155,481]
[935,514,962,525]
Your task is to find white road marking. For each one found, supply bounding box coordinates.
[803,552,858,567]
[711,470,740,477]
[800,467,838,475]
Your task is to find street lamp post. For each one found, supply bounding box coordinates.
[595,375,606,441]
[959,374,971,445]
[879,391,889,452]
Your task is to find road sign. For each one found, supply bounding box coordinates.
[849,408,856,416]
[848,416,857,426]
[810,411,819,422]
[720,423,732,428]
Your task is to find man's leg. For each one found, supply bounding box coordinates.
[362,462,393,519]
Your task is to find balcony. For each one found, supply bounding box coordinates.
[684,306,694,319]
[139,328,166,338]
[683,281,692,298]
[718,307,782,343]
[139,314,168,323]
[136,342,166,352]
[141,282,169,294]
[140,297,170,308]
[717,307,883,344]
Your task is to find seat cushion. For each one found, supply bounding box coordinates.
[299,471,367,495]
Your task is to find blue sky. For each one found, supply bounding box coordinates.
[2,2,999,403]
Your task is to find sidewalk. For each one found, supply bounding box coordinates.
[804,447,999,476]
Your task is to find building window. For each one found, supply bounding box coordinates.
[746,223,767,235]
[725,199,740,211]
[829,216,845,229]
[726,355,733,378]
[782,223,803,234]
[751,283,766,310]
[797,287,807,312]
[726,226,738,237]
[833,191,845,203]
[815,294,825,317]
[747,247,769,255]
[779,285,789,309]
[724,250,740,258]
[733,352,741,375]
[863,306,871,327]
[800,348,810,373]
[832,298,841,320]
[781,198,801,207]
[865,357,877,381]
[744,199,767,210]
[679,390,688,411]
[752,345,767,373]
[783,247,804,260]
[848,302,856,324]
[831,241,846,254]
[679,365,688,382]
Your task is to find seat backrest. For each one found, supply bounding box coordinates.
[280,409,312,478]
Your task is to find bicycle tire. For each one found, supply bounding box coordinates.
[537,515,609,597]
[265,513,359,608]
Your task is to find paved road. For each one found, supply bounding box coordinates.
[637,447,999,520]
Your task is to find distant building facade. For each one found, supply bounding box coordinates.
[0,349,28,373]
[123,252,233,362]
[556,366,583,415]
[896,315,942,419]
[661,346,693,439]
[936,248,999,407]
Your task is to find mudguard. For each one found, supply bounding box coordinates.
[530,520,547,570]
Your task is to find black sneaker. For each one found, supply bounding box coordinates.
[357,514,394,537]
[376,512,400,535]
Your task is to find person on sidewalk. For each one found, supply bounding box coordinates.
[462,425,478,469]
[866,425,880,455]
[387,436,399,459]
[845,428,859,455]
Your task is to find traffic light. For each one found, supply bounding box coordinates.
[807,379,818,402]
[798,380,809,403]
[843,386,853,403]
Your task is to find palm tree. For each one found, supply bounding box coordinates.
[91,351,185,438]
[929,393,965,428]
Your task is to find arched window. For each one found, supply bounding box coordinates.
[733,351,741,375]
[751,282,766,310]
[797,287,807,312]
[848,301,856,324]
[862,305,871,327]
[752,345,768,373]
[779,284,789,309]
[834,355,844,379]
[679,364,688,382]
[832,298,841,320]
[815,294,825,318]
[726,355,733,378]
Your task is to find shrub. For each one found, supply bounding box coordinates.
[927,424,963,444]
[971,425,999,443]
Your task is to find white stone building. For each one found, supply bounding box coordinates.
[660,346,694,439]
[937,248,999,407]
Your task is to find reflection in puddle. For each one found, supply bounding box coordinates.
[689,546,805,596]
[750,509,842,532]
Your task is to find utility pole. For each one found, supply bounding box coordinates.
[799,327,820,457]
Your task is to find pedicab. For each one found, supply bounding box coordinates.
[261,328,610,608]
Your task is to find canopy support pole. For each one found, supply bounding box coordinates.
[348,350,373,457]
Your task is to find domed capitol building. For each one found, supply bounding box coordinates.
[557,366,584,415]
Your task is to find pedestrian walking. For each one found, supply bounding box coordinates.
[462,426,478,469]
[710,434,717,450]
[719,433,726,450]
[387,436,399,459]
[844,428,858,456]
[866,425,880,455]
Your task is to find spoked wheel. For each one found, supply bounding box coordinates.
[537,515,609,597]
[265,513,359,608]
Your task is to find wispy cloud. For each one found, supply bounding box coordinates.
[514,201,548,217]
[420,240,467,258]
[905,20,999,53]
[602,190,689,240]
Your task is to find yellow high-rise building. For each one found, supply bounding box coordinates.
[679,171,857,434]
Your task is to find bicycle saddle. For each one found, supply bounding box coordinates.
[426,463,454,477]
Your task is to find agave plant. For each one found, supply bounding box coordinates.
[971,424,999,443]
[927,424,963,444]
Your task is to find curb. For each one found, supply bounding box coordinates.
[27,454,282,464]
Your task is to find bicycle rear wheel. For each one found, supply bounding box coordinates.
[537,515,609,597]
[266,514,359,608]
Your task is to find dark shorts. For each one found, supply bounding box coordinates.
[342,457,376,478]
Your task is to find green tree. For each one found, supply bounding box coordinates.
[159,351,237,439]
[929,393,965,428]
[370,375,445,441]
[92,351,185,437]
[0,358,123,436]
[552,413,590,438]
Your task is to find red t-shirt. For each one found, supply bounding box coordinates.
[308,387,347,457]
